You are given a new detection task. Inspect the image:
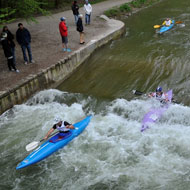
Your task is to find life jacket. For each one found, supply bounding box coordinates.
[165,20,172,26]
[162,20,172,26]
[151,92,168,101]
[56,122,69,132]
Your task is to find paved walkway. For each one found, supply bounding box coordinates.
[0,0,130,92]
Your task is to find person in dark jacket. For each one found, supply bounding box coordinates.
[71,1,79,24]
[77,14,85,44]
[2,26,16,65]
[1,32,19,72]
[16,23,35,65]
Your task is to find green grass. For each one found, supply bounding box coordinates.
[104,8,120,17]
[130,0,147,8]
[90,0,110,5]
[119,3,131,12]
[104,0,161,18]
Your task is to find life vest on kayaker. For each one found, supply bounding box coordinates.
[149,86,168,102]
[162,20,172,26]
[151,92,168,101]
[149,91,168,103]
[55,121,70,132]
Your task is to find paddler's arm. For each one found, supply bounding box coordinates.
[66,124,75,129]
[44,128,55,140]
[148,92,154,98]
[162,21,166,25]
[164,93,169,102]
[64,121,75,129]
[161,93,169,104]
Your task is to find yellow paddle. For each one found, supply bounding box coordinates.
[153,21,183,29]
[154,25,161,29]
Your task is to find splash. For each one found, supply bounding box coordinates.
[1,90,190,189]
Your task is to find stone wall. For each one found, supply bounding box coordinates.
[0,17,125,115]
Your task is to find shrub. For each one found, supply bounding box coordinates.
[119,3,131,12]
[104,8,119,17]
[139,0,147,4]
[130,0,141,8]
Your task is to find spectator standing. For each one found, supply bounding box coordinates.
[2,26,16,65]
[1,32,19,72]
[72,1,79,24]
[84,0,92,25]
[59,17,71,52]
[77,14,85,44]
[16,23,35,65]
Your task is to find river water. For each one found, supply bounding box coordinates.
[1,0,190,189]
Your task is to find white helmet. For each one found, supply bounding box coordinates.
[54,117,62,124]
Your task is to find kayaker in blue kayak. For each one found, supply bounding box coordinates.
[148,86,169,103]
[162,18,172,26]
[44,119,75,140]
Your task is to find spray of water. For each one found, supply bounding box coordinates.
[1,89,190,190]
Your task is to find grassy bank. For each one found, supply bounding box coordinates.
[104,0,160,17]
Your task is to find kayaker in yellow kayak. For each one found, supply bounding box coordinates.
[162,18,172,26]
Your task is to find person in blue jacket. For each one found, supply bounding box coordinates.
[16,23,35,65]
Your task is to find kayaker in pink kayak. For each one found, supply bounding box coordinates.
[44,119,75,140]
[148,86,169,103]
[162,18,172,26]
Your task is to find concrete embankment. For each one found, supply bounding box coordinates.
[0,16,125,115]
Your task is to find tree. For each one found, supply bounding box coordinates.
[55,0,59,8]
[0,0,50,25]
[16,0,49,22]
[0,7,16,27]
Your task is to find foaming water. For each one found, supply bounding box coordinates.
[1,0,190,189]
[1,90,190,189]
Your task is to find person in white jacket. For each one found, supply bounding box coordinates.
[84,0,92,25]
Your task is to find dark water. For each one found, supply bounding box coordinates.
[58,0,190,105]
[1,0,190,190]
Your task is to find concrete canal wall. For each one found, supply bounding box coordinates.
[0,16,125,114]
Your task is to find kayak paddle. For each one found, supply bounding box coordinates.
[154,21,183,28]
[25,126,79,152]
[175,21,183,24]
[25,132,59,152]
[133,90,179,104]
[154,25,161,29]
[26,140,43,152]
[132,90,144,95]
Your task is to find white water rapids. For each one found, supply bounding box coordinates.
[1,89,190,190]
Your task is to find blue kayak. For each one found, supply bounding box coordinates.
[16,115,92,170]
[159,20,175,34]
